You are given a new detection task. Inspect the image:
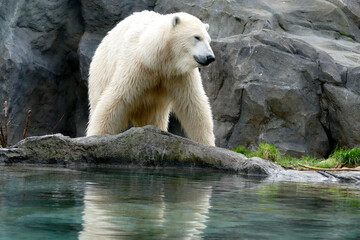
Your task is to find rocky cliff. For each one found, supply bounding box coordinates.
[0,0,359,157]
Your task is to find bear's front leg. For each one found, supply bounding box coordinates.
[171,72,215,146]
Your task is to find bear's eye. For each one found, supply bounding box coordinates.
[194,35,202,41]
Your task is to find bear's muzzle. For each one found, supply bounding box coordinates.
[194,55,215,66]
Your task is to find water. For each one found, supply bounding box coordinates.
[0,166,359,240]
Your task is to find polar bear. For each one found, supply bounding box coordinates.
[86,11,215,146]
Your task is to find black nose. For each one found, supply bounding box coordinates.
[206,55,215,65]
[194,55,216,66]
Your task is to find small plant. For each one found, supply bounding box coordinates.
[314,158,338,168]
[300,155,320,165]
[330,147,360,168]
[233,145,252,156]
[275,155,320,169]
[234,143,282,162]
[257,142,282,162]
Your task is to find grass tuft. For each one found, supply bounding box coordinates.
[313,158,338,168]
[257,142,282,162]
[330,147,360,167]
[233,143,360,169]
[233,145,252,156]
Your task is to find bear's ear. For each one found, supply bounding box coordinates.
[204,23,209,31]
[172,16,180,27]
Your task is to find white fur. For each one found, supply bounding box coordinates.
[87,11,215,146]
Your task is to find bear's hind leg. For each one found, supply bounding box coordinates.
[86,85,132,136]
[131,101,172,131]
[86,98,130,136]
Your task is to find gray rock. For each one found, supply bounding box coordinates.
[270,169,360,183]
[156,0,360,157]
[155,0,276,39]
[202,31,330,157]
[80,0,155,35]
[324,84,360,147]
[0,0,85,143]
[78,32,104,82]
[0,126,283,176]
[347,66,360,95]
[1,126,359,183]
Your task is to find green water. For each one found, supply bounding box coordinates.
[0,166,359,240]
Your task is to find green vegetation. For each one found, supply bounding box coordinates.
[233,145,252,156]
[234,143,360,169]
[330,146,360,167]
[234,143,282,162]
[314,158,339,168]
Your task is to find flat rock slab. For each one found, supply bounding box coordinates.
[0,126,359,183]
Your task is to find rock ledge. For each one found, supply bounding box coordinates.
[0,126,281,175]
[0,126,359,183]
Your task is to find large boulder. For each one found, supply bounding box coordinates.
[0,126,283,176]
[201,31,330,157]
[324,84,360,148]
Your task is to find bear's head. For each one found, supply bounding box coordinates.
[169,13,215,74]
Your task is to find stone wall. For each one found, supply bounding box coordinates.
[0,0,359,157]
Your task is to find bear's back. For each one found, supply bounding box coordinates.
[88,11,165,114]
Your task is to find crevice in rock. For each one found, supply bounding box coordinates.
[319,82,335,157]
[227,87,244,148]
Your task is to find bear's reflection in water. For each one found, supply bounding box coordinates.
[78,170,213,239]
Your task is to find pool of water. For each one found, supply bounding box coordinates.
[0,166,359,240]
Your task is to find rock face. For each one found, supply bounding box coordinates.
[0,0,359,157]
[202,32,330,157]
[0,0,86,141]
[155,0,360,157]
